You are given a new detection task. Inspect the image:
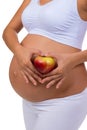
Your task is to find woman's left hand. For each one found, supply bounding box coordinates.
[41,52,77,89]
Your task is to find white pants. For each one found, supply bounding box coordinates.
[23,88,87,130]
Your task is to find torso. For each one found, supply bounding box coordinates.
[9,34,87,102]
[9,0,87,102]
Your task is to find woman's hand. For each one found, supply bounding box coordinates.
[41,52,78,89]
[14,45,42,85]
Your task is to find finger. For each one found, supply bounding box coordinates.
[20,71,29,83]
[44,52,56,57]
[28,75,37,86]
[21,70,37,86]
[31,49,42,57]
[41,74,62,84]
[43,68,61,77]
[56,78,65,89]
[25,67,42,83]
[46,79,58,88]
[25,58,42,78]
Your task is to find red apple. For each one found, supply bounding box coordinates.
[31,54,57,74]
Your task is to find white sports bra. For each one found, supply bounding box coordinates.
[21,0,87,49]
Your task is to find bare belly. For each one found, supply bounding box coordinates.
[9,34,87,102]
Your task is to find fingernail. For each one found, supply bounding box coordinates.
[25,80,29,84]
[56,86,59,89]
[34,82,37,86]
[41,80,44,83]
[39,79,43,83]
[24,77,29,83]
[46,85,50,88]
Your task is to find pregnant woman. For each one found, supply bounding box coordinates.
[2,0,87,130]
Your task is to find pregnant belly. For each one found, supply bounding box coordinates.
[9,34,87,102]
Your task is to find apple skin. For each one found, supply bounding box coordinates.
[31,54,58,74]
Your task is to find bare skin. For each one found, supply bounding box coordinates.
[9,34,87,101]
[2,0,87,102]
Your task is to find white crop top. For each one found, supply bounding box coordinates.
[21,0,87,49]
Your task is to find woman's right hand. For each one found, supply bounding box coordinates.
[14,45,42,85]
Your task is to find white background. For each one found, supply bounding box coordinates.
[0,1,87,130]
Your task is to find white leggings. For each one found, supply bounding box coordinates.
[23,88,87,130]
